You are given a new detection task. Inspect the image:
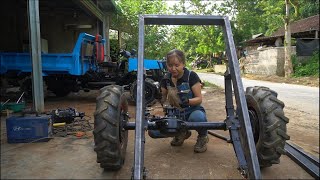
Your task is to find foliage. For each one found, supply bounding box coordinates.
[113,0,170,59]
[292,51,319,77]
[109,39,119,61]
[297,0,319,19]
[169,0,226,66]
[228,0,319,41]
[202,80,220,88]
[110,0,319,77]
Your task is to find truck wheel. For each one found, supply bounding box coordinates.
[245,86,290,167]
[20,77,33,98]
[51,87,71,97]
[130,78,157,106]
[93,85,129,170]
[47,80,72,97]
[21,77,48,100]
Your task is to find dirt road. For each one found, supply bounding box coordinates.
[0,88,317,179]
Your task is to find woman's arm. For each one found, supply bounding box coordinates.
[188,82,202,106]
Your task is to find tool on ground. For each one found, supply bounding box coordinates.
[50,108,85,124]
[50,108,92,137]
[16,92,25,103]
[1,99,10,106]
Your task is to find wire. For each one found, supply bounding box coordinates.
[1,137,54,155]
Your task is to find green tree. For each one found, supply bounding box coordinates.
[298,0,319,19]
[169,0,226,66]
[113,0,170,59]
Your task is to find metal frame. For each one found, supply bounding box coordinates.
[28,0,44,113]
[133,15,261,179]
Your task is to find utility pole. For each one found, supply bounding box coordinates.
[284,0,294,77]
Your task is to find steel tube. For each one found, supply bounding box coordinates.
[28,0,44,113]
[208,131,230,142]
[124,122,226,131]
[285,143,319,178]
[184,122,226,130]
[223,17,261,179]
[133,15,146,180]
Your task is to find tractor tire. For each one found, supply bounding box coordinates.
[245,86,290,167]
[93,85,129,170]
[130,78,157,106]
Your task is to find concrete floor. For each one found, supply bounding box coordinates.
[0,118,313,179]
[0,91,315,179]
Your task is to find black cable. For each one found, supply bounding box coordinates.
[1,137,54,154]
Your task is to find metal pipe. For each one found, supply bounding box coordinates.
[133,15,146,180]
[184,122,226,130]
[1,99,10,106]
[28,0,44,113]
[285,142,319,178]
[16,92,25,103]
[286,142,319,166]
[208,130,231,142]
[223,17,261,179]
[124,122,226,131]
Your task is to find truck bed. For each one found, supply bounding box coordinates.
[0,52,92,76]
[0,33,98,76]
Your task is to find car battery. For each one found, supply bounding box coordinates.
[6,115,52,143]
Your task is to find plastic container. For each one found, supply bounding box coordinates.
[6,115,52,143]
[5,102,25,112]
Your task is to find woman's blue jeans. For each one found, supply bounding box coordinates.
[188,110,208,136]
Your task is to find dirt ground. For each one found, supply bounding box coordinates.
[1,83,318,179]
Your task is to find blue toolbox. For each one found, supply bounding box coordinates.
[6,115,52,143]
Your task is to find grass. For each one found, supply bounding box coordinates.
[202,80,221,88]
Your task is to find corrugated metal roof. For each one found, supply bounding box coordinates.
[97,0,119,13]
[272,14,319,36]
[244,14,319,45]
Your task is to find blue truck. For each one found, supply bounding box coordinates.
[0,33,165,104]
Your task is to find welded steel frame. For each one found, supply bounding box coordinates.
[134,15,261,179]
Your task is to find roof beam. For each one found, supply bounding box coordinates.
[78,0,104,21]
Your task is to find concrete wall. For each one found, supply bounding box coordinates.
[213,65,227,73]
[243,46,296,76]
[0,1,99,53]
[41,14,98,53]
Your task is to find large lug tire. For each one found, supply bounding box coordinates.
[93,85,129,170]
[130,78,157,106]
[245,86,290,167]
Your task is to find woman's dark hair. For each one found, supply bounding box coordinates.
[166,49,186,64]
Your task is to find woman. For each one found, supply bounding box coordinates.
[160,49,209,153]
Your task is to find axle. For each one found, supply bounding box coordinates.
[123,120,226,131]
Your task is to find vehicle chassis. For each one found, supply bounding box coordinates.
[129,15,261,179]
